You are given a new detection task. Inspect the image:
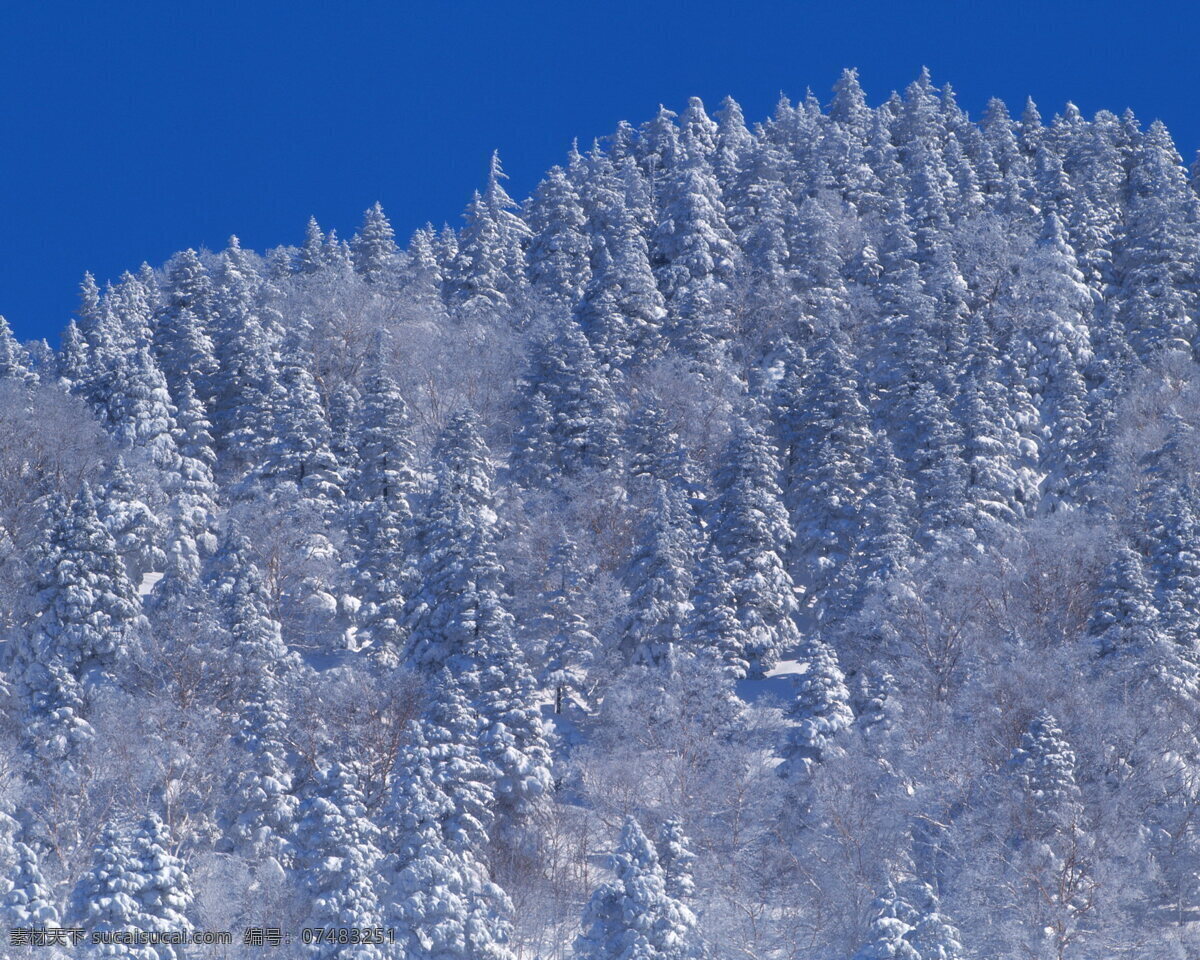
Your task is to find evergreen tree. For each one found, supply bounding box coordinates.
[900,880,965,960]
[297,216,327,274]
[402,224,446,310]
[688,541,749,679]
[526,538,600,713]
[710,414,801,675]
[652,154,738,358]
[155,249,218,399]
[450,151,531,317]
[295,763,388,959]
[1144,483,1200,695]
[576,151,667,368]
[404,415,553,832]
[574,818,700,960]
[0,316,38,386]
[208,529,299,861]
[403,412,503,673]
[1114,120,1200,360]
[166,377,220,579]
[351,201,400,285]
[782,633,854,776]
[267,332,343,504]
[422,670,496,852]
[1088,544,1162,662]
[386,740,516,960]
[70,816,194,960]
[621,481,697,669]
[776,333,874,620]
[512,319,621,483]
[349,360,417,655]
[1010,711,1081,825]
[656,818,697,902]
[1,840,61,934]
[853,883,921,960]
[525,165,592,310]
[98,457,164,583]
[8,486,143,755]
[104,345,183,478]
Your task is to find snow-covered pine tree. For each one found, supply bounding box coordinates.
[103,344,183,479]
[1087,543,1162,663]
[69,815,194,960]
[688,541,750,678]
[421,669,496,853]
[98,456,164,584]
[621,481,697,669]
[525,165,592,310]
[656,818,697,902]
[0,316,39,387]
[576,150,668,368]
[901,880,965,960]
[710,413,800,675]
[348,357,417,656]
[574,818,700,960]
[525,538,600,713]
[775,331,874,622]
[512,318,621,483]
[207,529,299,862]
[449,151,532,319]
[852,882,921,960]
[351,201,400,285]
[295,763,388,959]
[781,632,854,777]
[8,485,144,761]
[385,738,516,960]
[652,152,738,360]
[1,840,61,936]
[266,331,343,506]
[403,413,554,835]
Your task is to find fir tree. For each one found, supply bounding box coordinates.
[656,818,697,902]
[0,316,38,387]
[710,414,801,675]
[574,818,700,960]
[782,633,854,776]
[525,165,592,310]
[295,763,388,959]
[621,481,697,669]
[386,740,517,960]
[70,816,194,960]
[351,202,400,285]
[98,456,164,584]
[512,319,621,483]
[450,151,531,317]
[267,332,343,504]
[1088,544,1161,662]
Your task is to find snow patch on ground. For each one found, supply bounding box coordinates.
[138,572,163,597]
[735,657,808,705]
[766,658,807,678]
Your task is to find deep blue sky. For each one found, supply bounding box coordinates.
[2,0,1198,344]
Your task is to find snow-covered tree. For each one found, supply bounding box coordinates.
[295,763,388,959]
[512,318,621,483]
[70,815,194,960]
[621,481,697,669]
[385,739,516,960]
[710,414,800,675]
[352,202,400,285]
[574,818,700,960]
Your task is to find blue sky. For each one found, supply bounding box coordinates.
[2,0,1198,343]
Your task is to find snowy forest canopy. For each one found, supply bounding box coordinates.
[1,67,1200,958]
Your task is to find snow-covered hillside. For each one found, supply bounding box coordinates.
[1,67,1199,958]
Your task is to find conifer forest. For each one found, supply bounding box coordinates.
[5,67,1200,958]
